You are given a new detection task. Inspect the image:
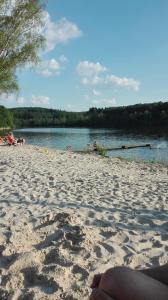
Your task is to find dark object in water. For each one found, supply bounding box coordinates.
[75,143,153,153]
[146,143,152,149]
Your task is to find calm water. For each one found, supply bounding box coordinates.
[14,128,168,165]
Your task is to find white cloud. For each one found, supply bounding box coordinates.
[43,13,82,52]
[0,93,26,105]
[0,93,50,107]
[37,58,61,77]
[81,76,104,86]
[80,74,140,91]
[76,61,107,77]
[92,98,117,107]
[84,94,90,100]
[31,95,50,106]
[81,78,89,85]
[16,97,25,105]
[0,93,15,101]
[59,55,68,63]
[77,60,140,91]
[28,55,68,78]
[93,89,101,96]
[48,59,60,70]
[39,69,53,77]
[105,75,140,91]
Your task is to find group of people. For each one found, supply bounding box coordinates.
[0,132,25,146]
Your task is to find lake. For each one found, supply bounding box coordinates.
[14,127,168,165]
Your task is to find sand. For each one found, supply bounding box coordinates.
[0,145,168,299]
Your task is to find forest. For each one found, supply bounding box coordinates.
[0,106,14,129]
[10,101,168,130]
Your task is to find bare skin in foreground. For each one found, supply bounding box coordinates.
[89,264,168,300]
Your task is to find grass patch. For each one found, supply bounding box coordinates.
[94,144,107,156]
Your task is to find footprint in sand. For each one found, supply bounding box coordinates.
[0,288,12,300]
[35,230,64,250]
[152,240,162,248]
[44,249,73,267]
[123,252,134,264]
[100,229,116,239]
[21,267,59,295]
[37,212,71,229]
[0,253,19,269]
[0,245,5,256]
[94,245,102,258]
[64,226,85,246]
[61,293,78,300]
[161,233,168,241]
[35,213,86,258]
[72,264,89,281]
[17,290,35,300]
[99,242,114,254]
[88,211,95,218]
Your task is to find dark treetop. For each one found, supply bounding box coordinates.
[10,101,168,130]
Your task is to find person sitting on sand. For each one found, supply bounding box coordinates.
[0,136,4,144]
[89,264,168,299]
[6,132,16,146]
[16,137,25,146]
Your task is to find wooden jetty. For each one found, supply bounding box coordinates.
[75,144,152,153]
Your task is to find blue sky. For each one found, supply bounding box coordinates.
[1,0,168,111]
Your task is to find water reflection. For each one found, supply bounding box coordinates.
[14,128,168,165]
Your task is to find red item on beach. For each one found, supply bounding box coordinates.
[7,135,15,145]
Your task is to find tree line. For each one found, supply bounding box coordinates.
[10,101,168,130]
[0,106,13,129]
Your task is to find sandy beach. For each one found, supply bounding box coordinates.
[0,145,168,299]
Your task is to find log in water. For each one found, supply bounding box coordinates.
[75,144,152,153]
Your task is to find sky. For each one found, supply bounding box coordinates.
[1,0,168,111]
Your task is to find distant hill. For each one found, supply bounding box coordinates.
[10,107,87,128]
[10,102,168,130]
[0,106,14,129]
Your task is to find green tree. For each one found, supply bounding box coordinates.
[0,105,13,128]
[0,0,46,94]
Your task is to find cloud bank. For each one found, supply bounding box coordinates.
[37,58,61,77]
[76,60,140,91]
[16,95,50,106]
[76,61,107,77]
[43,13,82,52]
